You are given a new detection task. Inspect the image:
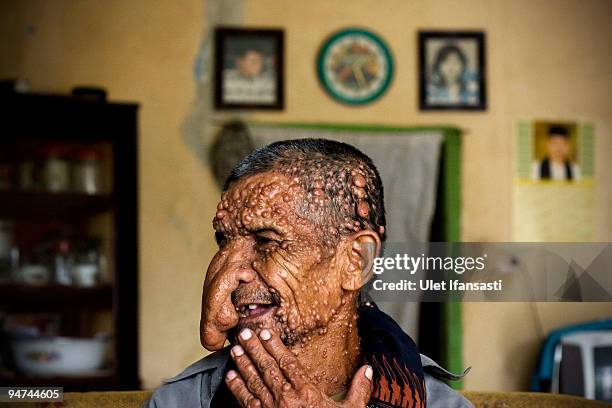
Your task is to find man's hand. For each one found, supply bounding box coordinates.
[225,328,373,408]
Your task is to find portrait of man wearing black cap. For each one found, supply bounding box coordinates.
[531,124,581,181]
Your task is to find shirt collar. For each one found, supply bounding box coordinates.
[164,346,231,384]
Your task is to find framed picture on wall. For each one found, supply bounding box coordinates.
[317,27,394,105]
[418,31,486,111]
[214,27,284,110]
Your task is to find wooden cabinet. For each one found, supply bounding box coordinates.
[0,93,139,390]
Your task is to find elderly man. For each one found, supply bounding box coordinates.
[145,139,472,407]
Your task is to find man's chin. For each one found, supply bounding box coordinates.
[229,315,297,347]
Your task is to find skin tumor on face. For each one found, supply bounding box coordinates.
[201,172,348,349]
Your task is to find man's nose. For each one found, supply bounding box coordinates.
[221,240,259,284]
[233,262,257,284]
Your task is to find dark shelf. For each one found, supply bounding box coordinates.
[0,92,140,390]
[0,191,114,218]
[0,283,113,311]
[0,92,138,143]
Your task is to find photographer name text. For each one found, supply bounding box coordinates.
[372,279,503,292]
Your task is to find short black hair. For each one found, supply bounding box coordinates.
[548,125,569,138]
[225,138,386,242]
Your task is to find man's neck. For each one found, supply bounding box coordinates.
[288,298,362,397]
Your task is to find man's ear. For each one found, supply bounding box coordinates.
[341,229,382,291]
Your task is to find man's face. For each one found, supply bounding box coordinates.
[200,172,347,350]
[547,135,570,162]
[236,50,264,78]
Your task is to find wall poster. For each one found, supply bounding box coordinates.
[514,120,595,242]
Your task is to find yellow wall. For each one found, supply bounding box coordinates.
[1,0,611,391]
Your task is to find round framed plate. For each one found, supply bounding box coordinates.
[317,28,394,105]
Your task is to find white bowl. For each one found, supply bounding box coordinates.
[12,336,107,376]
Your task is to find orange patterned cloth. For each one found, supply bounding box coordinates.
[359,303,427,408]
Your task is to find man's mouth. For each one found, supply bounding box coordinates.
[232,286,281,321]
[236,302,277,319]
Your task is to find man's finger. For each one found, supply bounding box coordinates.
[231,344,275,407]
[237,328,287,398]
[342,365,373,407]
[257,328,305,390]
[226,370,262,408]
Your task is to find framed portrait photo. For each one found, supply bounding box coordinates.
[419,31,486,111]
[214,27,284,110]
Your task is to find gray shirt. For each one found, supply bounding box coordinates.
[143,347,473,408]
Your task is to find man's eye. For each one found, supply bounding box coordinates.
[255,235,278,246]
